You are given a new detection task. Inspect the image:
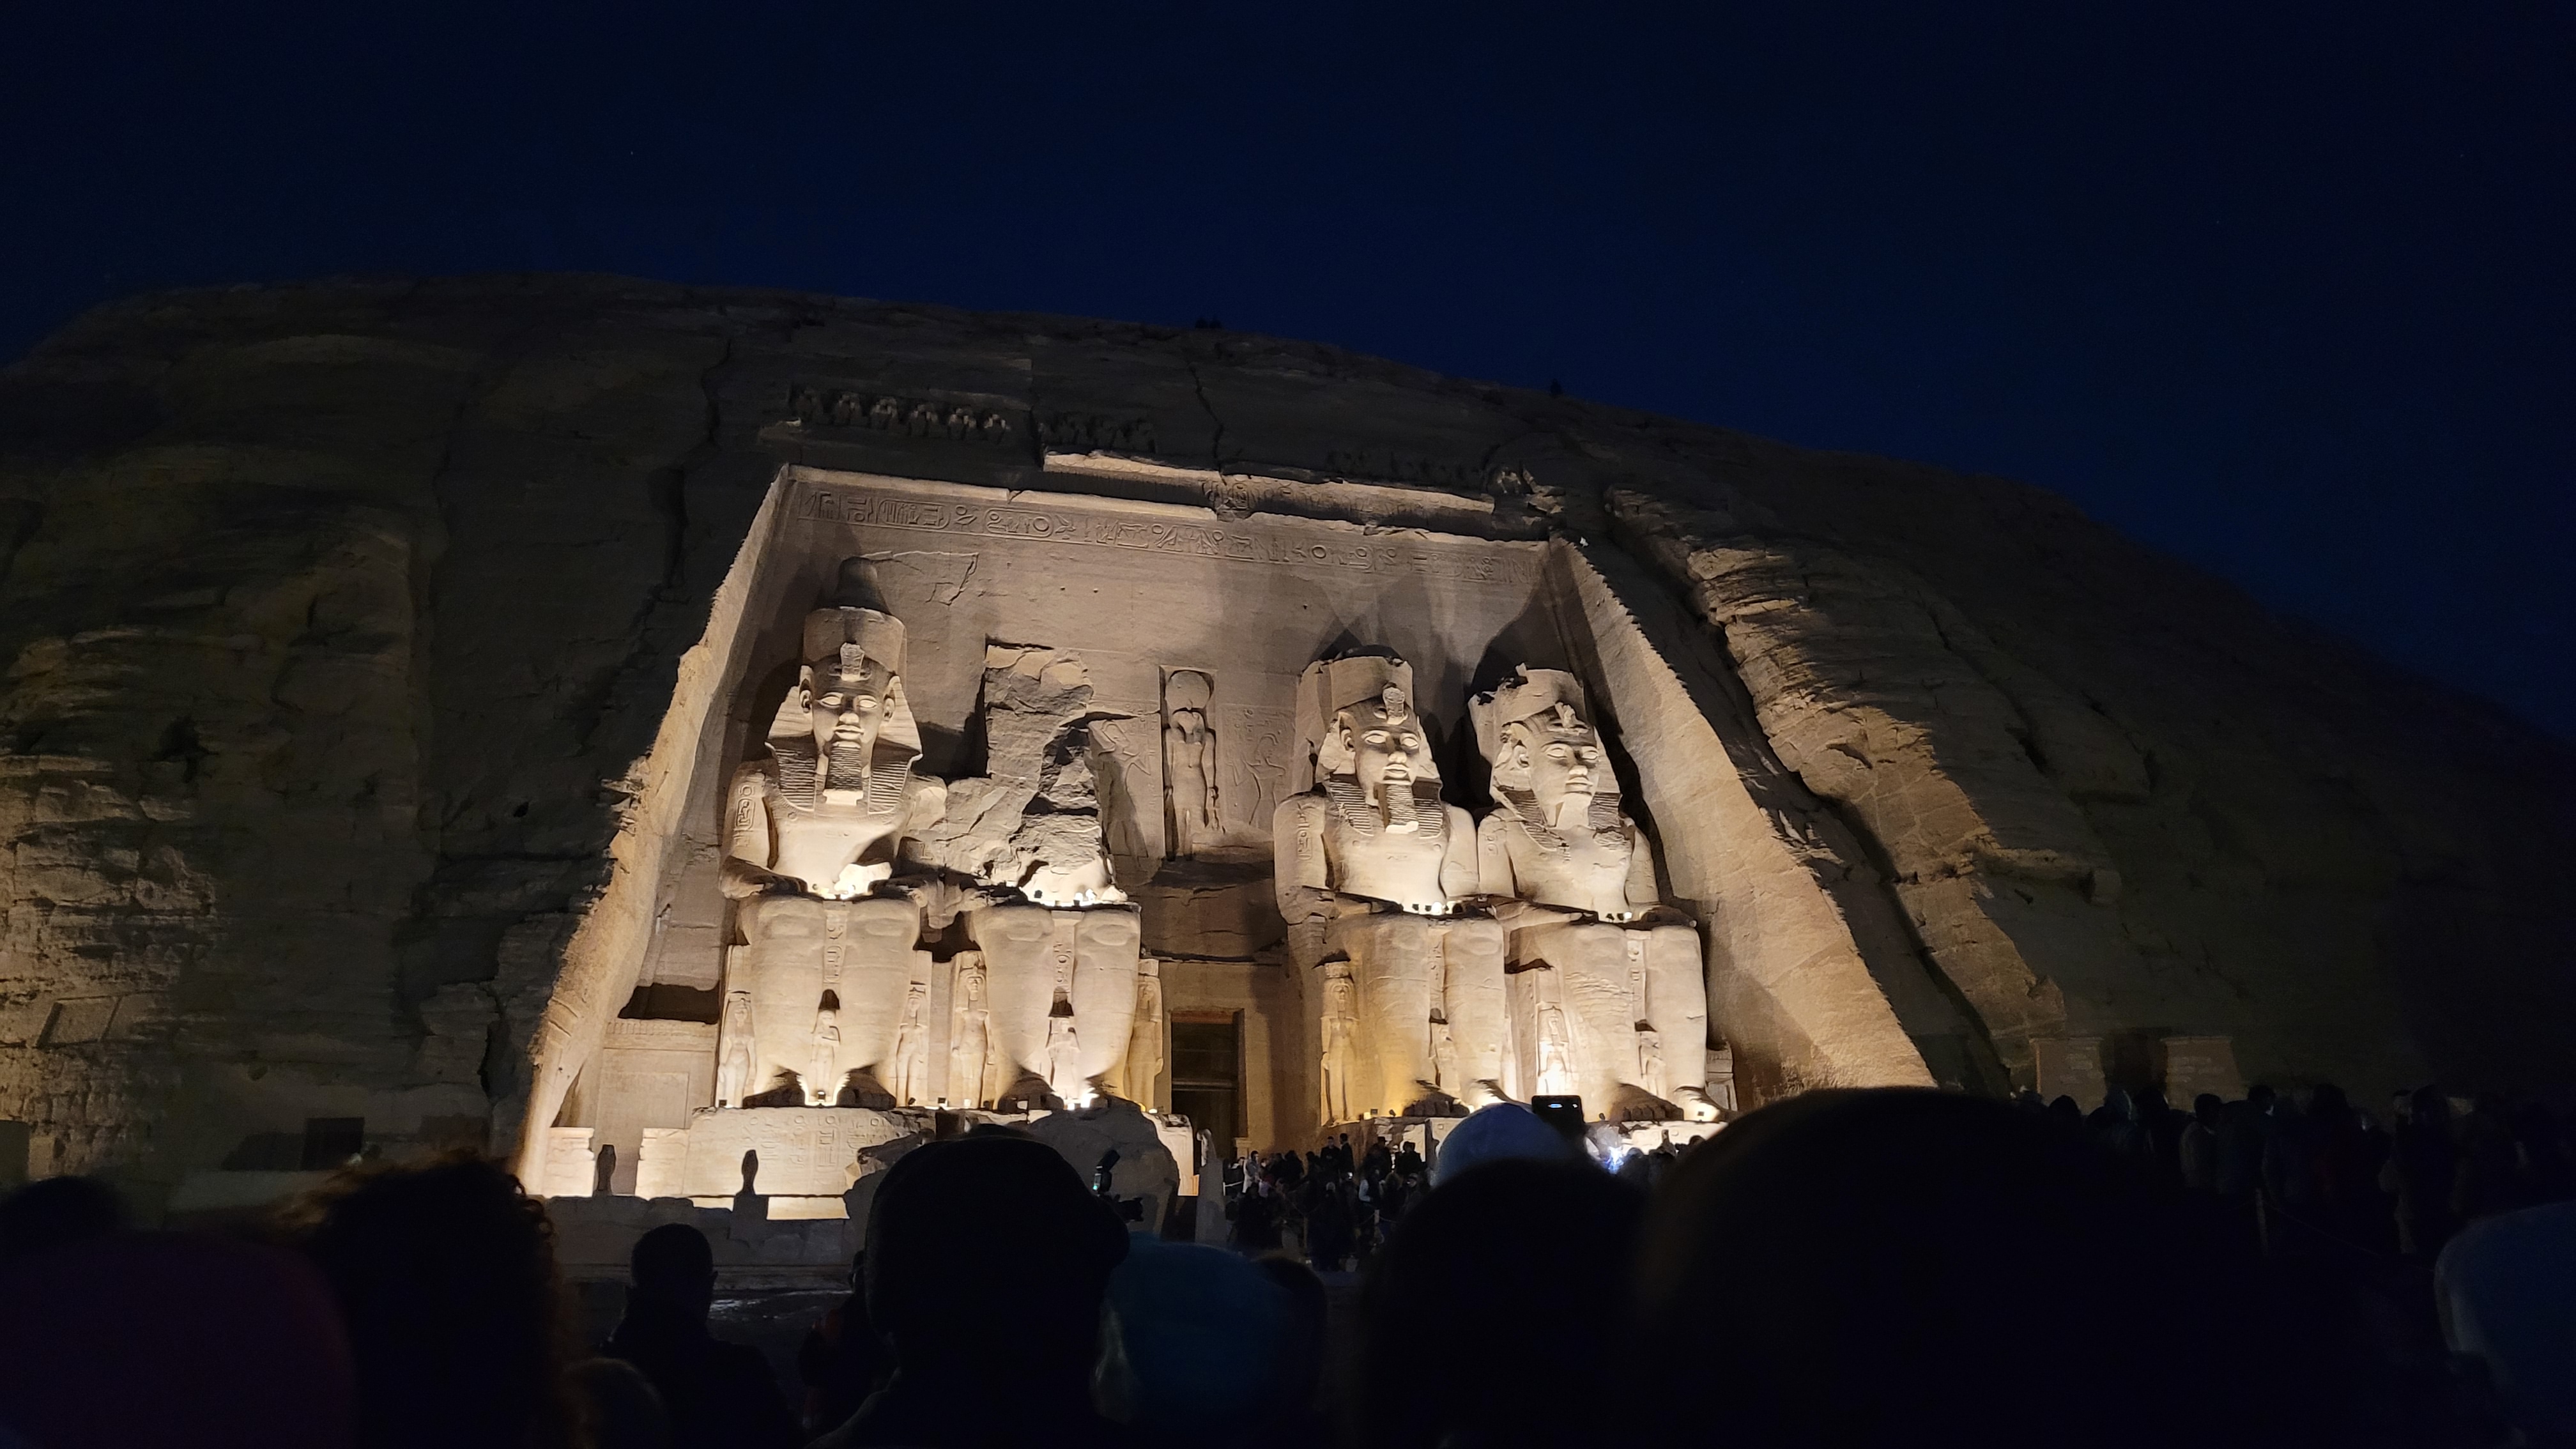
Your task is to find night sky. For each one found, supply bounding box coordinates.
[7,3,2570,737]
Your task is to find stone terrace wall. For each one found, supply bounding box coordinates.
[0,275,2566,1200]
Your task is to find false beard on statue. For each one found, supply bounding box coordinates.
[824,736,871,795]
[1494,782,1627,855]
[1324,774,1449,841]
[776,732,912,815]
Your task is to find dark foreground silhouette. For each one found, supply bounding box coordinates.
[2,1083,2568,1448]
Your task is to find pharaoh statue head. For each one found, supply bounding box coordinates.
[771,606,922,813]
[1305,655,1444,835]
[1470,667,1623,850]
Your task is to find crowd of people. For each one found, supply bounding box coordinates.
[1222,1132,1426,1270]
[2043,1082,2576,1265]
[0,1082,2568,1448]
[1220,1126,1699,1275]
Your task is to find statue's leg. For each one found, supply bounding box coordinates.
[1535,921,1664,1121]
[1644,923,1717,1118]
[1070,907,1142,1092]
[738,895,826,1102]
[838,896,925,1106]
[1501,961,1540,1101]
[1440,917,1509,1106]
[967,903,1061,1109]
[1333,912,1441,1117]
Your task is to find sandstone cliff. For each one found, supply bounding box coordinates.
[0,275,2565,1199]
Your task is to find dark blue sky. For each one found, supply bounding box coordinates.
[8,3,2571,735]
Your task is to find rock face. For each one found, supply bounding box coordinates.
[0,275,2567,1204]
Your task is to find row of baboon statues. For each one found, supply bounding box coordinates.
[712,602,1717,1126]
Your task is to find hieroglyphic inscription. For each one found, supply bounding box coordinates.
[1220,705,1296,838]
[795,486,1519,584]
[678,1106,912,1197]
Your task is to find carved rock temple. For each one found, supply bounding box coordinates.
[1,277,2569,1239]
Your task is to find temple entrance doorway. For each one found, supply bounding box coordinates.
[1170,1013,1244,1162]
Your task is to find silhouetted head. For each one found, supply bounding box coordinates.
[0,1174,127,1262]
[1432,1101,1583,1183]
[1252,1254,1329,1417]
[1096,1241,1296,1438]
[1635,1089,2288,1449]
[864,1133,1126,1381]
[2307,1082,2350,1123]
[2412,1085,2452,1128]
[2136,1085,2170,1117]
[284,1152,576,1449]
[1358,1160,1641,1449]
[0,1231,354,1449]
[630,1222,716,1316]
[2195,1092,2225,1126]
[570,1356,672,1449]
[2249,1083,2278,1110]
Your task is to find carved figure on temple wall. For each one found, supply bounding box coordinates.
[1276,654,1506,1119]
[1121,957,1167,1106]
[1471,666,1717,1121]
[1535,998,1577,1099]
[1045,1014,1084,1106]
[1319,960,1360,1125]
[949,954,993,1108]
[809,1007,842,1107]
[1431,1019,1462,1102]
[1087,716,1154,863]
[715,990,755,1108]
[889,983,930,1107]
[1163,670,1220,857]
[720,606,943,1107]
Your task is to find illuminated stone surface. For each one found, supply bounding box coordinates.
[1471,668,1716,1121]
[1273,654,1502,1120]
[0,276,2564,1211]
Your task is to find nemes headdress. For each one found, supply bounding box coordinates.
[803,606,907,680]
[1298,653,1446,838]
[1469,666,1622,850]
[770,606,922,815]
[1305,655,1436,783]
[1469,668,1591,770]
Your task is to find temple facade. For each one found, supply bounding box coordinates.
[8,279,2561,1220]
[531,466,1748,1201]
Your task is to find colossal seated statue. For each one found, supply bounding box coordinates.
[709,599,1155,1121]
[1470,668,1717,1122]
[717,606,944,1107]
[937,643,1145,1110]
[1275,655,1506,1119]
